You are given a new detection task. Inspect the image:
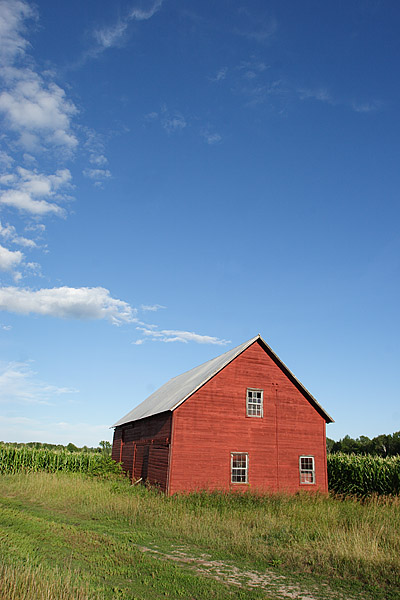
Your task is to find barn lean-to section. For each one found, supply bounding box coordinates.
[112,335,333,495]
[112,412,172,490]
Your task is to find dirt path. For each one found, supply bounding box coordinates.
[136,544,359,600]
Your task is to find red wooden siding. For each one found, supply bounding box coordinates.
[111,427,122,463]
[146,442,170,487]
[168,340,328,495]
[112,411,172,492]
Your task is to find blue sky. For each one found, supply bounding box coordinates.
[0,0,399,446]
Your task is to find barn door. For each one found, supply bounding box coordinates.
[121,441,134,479]
[134,444,150,481]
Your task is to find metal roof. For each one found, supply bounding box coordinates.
[113,334,334,427]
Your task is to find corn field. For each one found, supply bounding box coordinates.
[327,453,400,496]
[1,445,399,495]
[0,445,121,476]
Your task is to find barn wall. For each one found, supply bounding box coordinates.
[169,341,328,495]
[112,411,172,492]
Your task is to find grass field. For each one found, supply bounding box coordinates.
[0,472,399,599]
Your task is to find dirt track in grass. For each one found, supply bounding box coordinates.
[137,544,359,600]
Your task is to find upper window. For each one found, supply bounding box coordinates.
[231,453,248,483]
[246,388,263,417]
[299,456,315,484]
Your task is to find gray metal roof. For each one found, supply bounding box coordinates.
[113,334,334,427]
[113,336,260,426]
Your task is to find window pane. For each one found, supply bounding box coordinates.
[247,389,263,417]
[300,456,315,484]
[231,453,248,483]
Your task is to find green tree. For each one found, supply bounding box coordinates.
[66,442,79,453]
[98,441,112,456]
[326,437,335,453]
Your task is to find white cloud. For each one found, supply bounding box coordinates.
[128,0,163,21]
[25,222,45,233]
[83,168,111,180]
[22,152,36,165]
[144,111,158,121]
[0,0,36,64]
[94,21,129,50]
[211,67,227,82]
[0,71,78,152]
[162,113,187,133]
[298,87,381,114]
[0,360,77,405]
[82,129,111,180]
[136,326,230,345]
[25,261,41,275]
[0,0,78,276]
[0,167,71,216]
[89,154,108,166]
[202,131,222,145]
[146,106,188,135]
[92,0,163,53]
[0,1,77,154]
[0,150,14,168]
[352,101,380,113]
[298,87,332,103]
[238,60,268,79]
[0,243,23,271]
[0,220,36,247]
[140,303,166,312]
[0,286,136,324]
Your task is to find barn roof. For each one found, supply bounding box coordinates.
[113,335,334,427]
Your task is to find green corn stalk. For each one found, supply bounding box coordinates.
[328,453,400,496]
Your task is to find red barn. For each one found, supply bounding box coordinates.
[112,335,333,495]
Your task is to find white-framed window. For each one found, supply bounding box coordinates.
[299,456,315,484]
[231,452,248,483]
[246,388,263,417]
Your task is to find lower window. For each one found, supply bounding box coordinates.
[299,455,315,484]
[231,452,248,483]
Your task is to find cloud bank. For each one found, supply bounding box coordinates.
[0,286,136,324]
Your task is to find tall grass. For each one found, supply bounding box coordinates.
[328,453,400,496]
[0,561,103,600]
[2,471,399,599]
[0,444,120,476]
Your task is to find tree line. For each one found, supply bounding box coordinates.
[327,431,400,457]
[0,440,112,455]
